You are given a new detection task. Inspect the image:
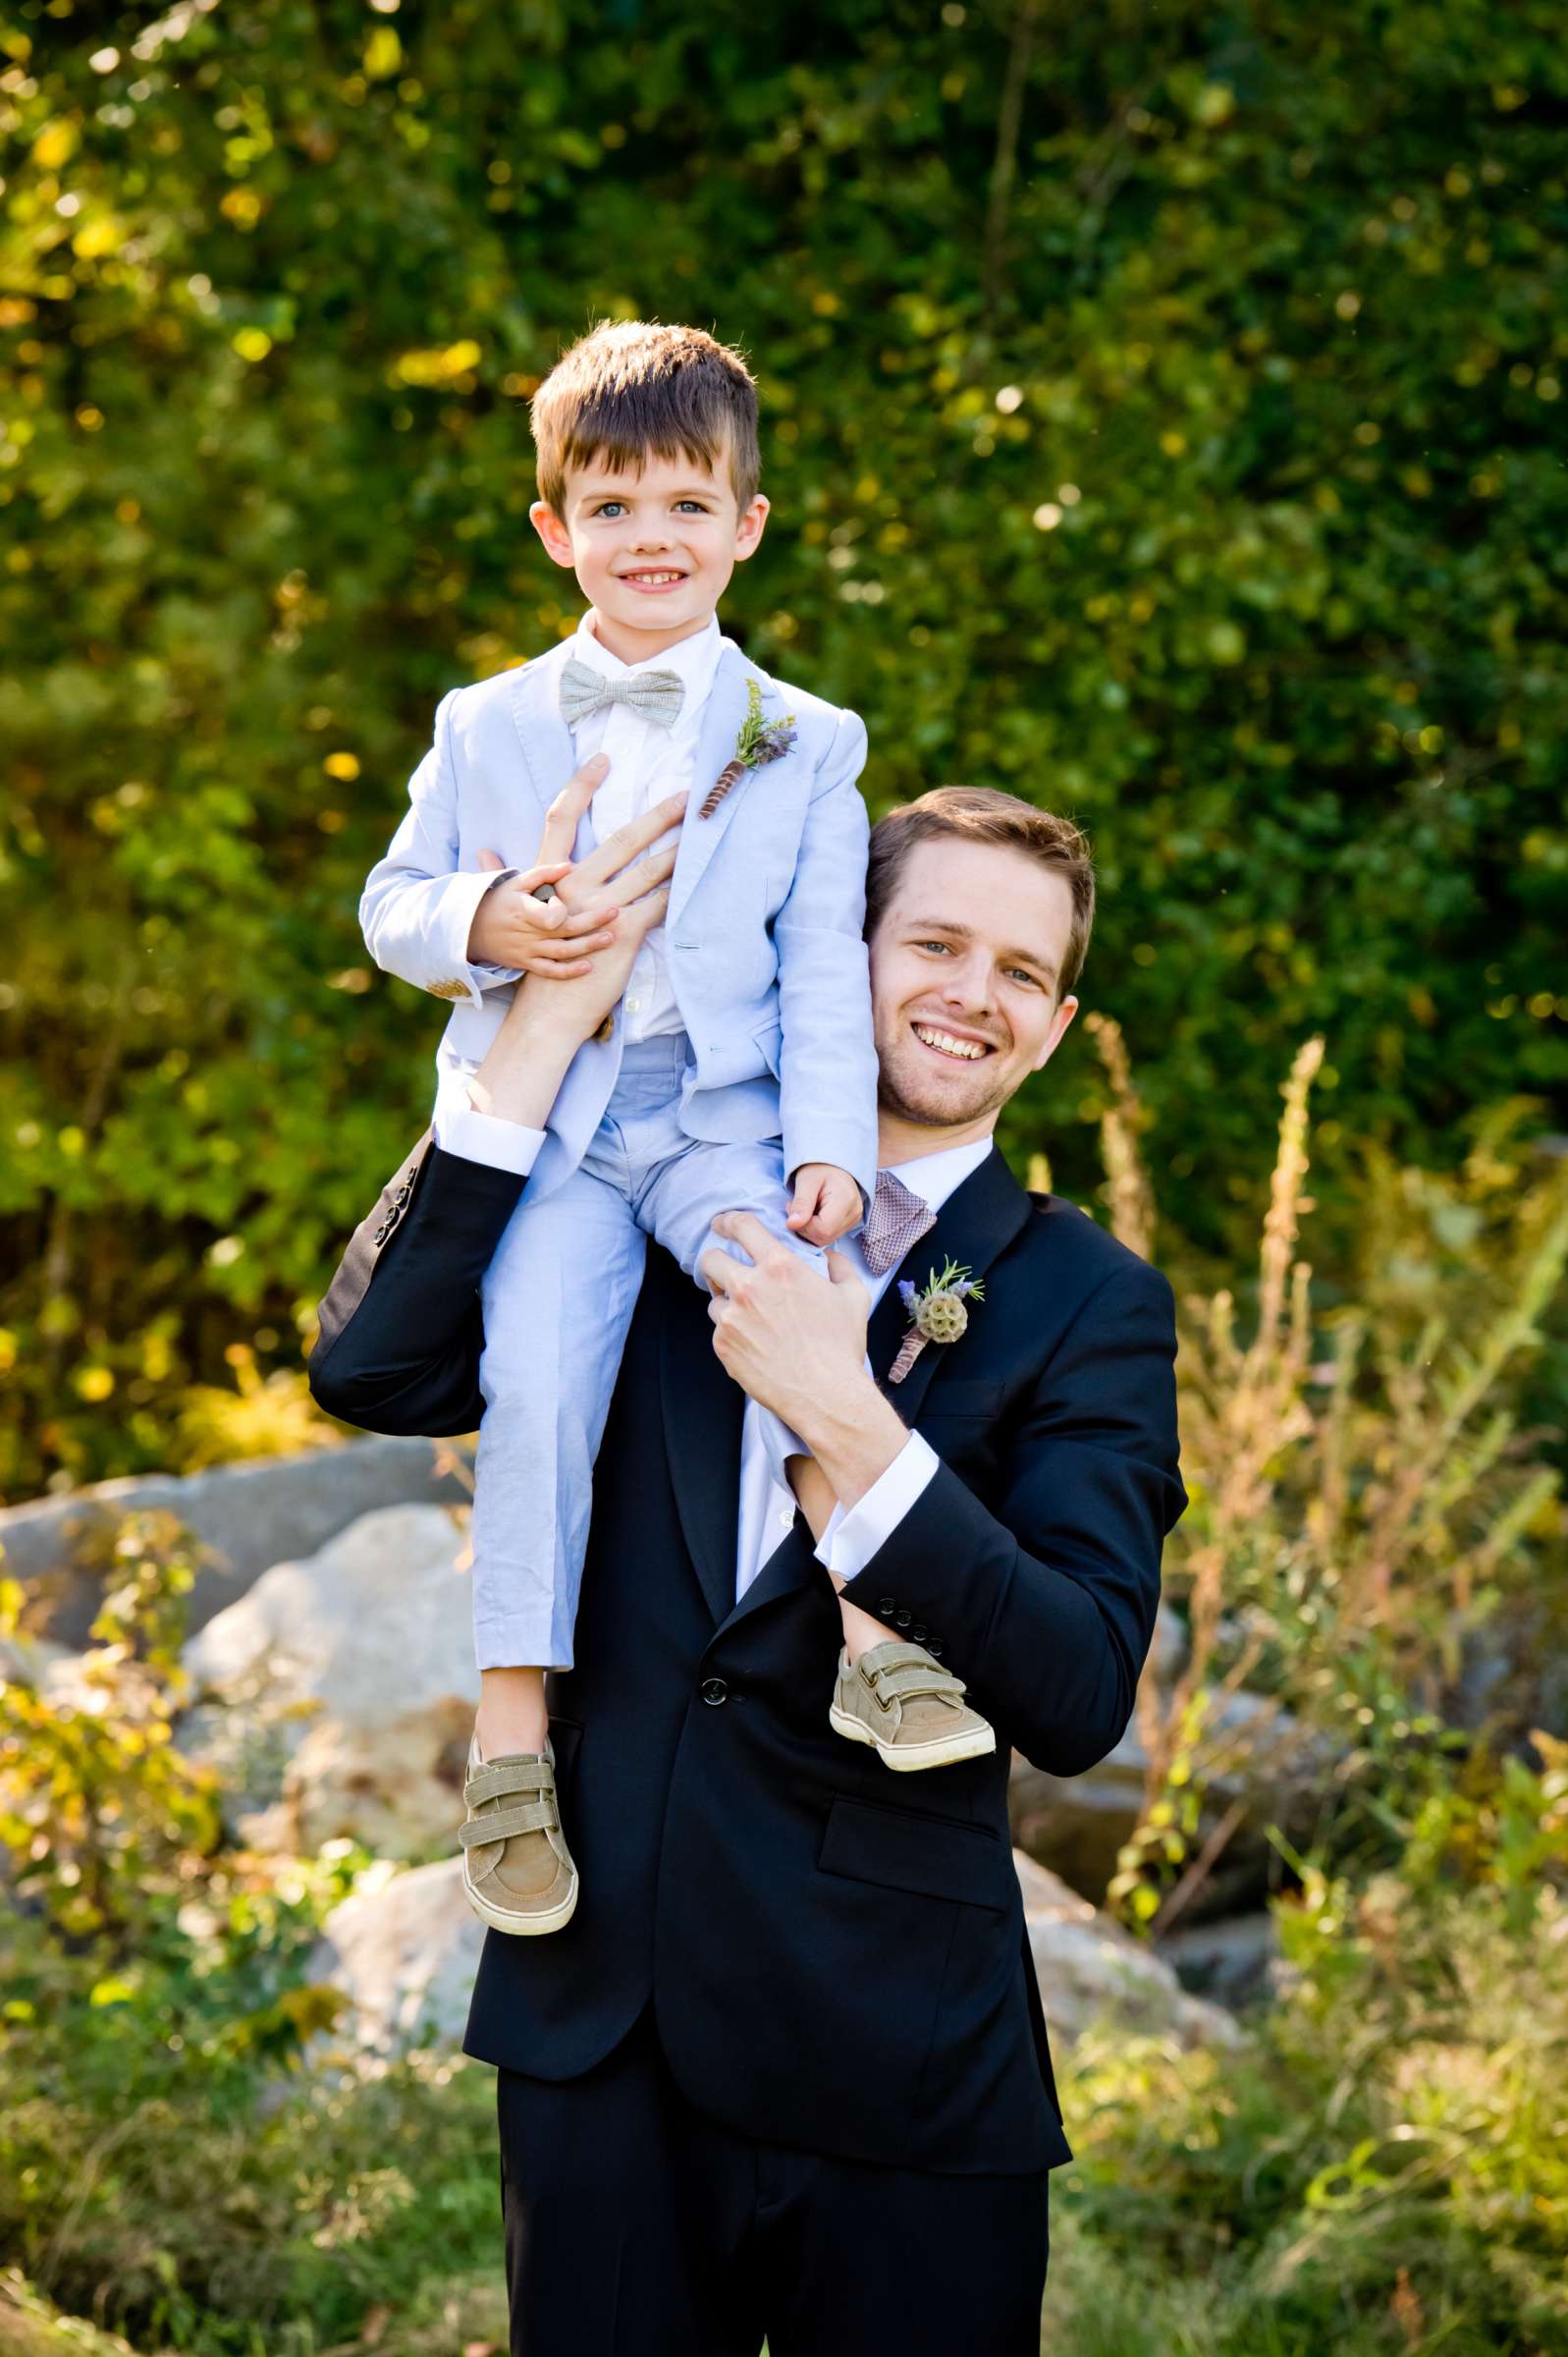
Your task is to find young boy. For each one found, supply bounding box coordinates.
[359,322,994,1937]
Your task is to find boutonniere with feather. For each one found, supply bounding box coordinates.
[700,679,797,817]
[888,1258,985,1385]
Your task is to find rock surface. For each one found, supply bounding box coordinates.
[0,2268,150,2357]
[1160,1910,1280,2008]
[307,1856,483,2059]
[1009,1685,1310,1910]
[179,1503,477,1855]
[307,1845,1236,2065]
[0,1437,472,1646]
[1016,1851,1237,2051]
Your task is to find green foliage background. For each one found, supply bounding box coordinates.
[2,0,1566,1497]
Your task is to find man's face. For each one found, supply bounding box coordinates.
[869,837,1080,1142]
[530,449,768,658]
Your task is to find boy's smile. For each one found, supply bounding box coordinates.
[531,451,769,667]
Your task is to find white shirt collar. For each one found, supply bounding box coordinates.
[883,1135,994,1217]
[573,608,723,697]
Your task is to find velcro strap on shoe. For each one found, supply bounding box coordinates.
[460,1798,558,1846]
[868,1662,963,1704]
[865,1645,965,1697]
[464,1758,554,1807]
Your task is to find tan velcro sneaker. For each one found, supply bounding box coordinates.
[830,1640,997,1771]
[459,1734,578,1936]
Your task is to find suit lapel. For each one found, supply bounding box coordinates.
[506,644,579,833]
[865,1146,1033,1426]
[668,645,774,927]
[660,1276,747,1626]
[719,1147,1035,1640]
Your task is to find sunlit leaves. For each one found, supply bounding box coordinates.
[2,0,1566,1494]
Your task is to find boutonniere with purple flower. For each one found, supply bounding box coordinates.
[888,1258,985,1385]
[700,678,797,817]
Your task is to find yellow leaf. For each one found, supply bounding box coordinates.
[364,26,402,78]
[33,118,79,170]
[73,215,122,259]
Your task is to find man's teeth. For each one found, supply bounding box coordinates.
[913,1023,988,1061]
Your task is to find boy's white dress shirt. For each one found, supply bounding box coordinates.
[435,612,721,1169]
[432,1099,990,1599]
[560,611,723,1044]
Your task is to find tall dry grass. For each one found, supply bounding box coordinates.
[1086,1020,1568,1932]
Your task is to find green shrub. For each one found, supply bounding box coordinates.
[4,0,1568,1497]
[1053,1737,1568,2356]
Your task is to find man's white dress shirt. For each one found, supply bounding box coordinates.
[733,1136,991,1598]
[434,1081,993,1598]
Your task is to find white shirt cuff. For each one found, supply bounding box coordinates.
[432,1097,546,1178]
[814,1434,941,1581]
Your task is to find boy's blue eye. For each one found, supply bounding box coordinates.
[594,501,626,518]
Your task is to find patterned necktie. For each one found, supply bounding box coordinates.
[861,1170,937,1278]
[559,655,685,731]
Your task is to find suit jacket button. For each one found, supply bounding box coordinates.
[894,1610,912,1631]
[928,1640,944,1658]
[700,1676,729,1707]
[911,1624,927,1644]
[877,1596,896,1617]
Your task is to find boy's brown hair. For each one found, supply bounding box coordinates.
[866,788,1097,995]
[530,320,761,515]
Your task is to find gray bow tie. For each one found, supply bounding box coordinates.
[560,655,685,731]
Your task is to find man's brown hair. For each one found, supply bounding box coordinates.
[530,320,761,515]
[866,788,1096,995]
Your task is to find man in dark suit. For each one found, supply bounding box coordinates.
[310,781,1185,2357]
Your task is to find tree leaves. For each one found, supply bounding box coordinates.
[2,0,1565,1492]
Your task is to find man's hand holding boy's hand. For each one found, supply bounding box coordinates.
[466,861,623,979]
[786,1163,863,1249]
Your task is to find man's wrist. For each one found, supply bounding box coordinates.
[795,1372,909,1515]
[471,984,584,1127]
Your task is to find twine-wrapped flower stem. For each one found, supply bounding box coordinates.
[700,678,797,817]
[888,1259,985,1385]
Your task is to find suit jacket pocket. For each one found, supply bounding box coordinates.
[818,1795,1012,1912]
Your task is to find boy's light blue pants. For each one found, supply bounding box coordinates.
[468,1033,821,1671]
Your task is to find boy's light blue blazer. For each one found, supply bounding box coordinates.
[360,635,879,1210]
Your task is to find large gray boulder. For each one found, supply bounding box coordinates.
[0,1437,472,1646]
[179,1503,478,1856]
[1017,1851,1237,2051]
[306,1857,483,2060]
[306,1846,1234,2065]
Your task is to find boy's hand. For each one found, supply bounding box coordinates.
[467,859,622,979]
[785,1163,863,1248]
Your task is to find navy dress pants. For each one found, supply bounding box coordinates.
[496,2009,1051,2356]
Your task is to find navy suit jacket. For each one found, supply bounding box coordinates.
[309,1134,1185,2174]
